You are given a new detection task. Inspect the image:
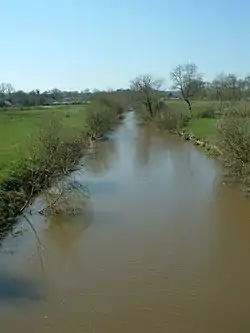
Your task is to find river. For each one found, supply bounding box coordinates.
[0,112,250,332]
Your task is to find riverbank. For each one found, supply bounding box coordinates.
[0,99,123,227]
[181,118,220,156]
[161,101,250,192]
[177,129,222,157]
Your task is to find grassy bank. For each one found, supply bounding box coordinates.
[0,105,86,180]
[163,100,222,141]
[157,99,250,191]
[0,99,123,226]
[166,99,250,140]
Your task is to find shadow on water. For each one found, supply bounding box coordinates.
[0,221,27,256]
[81,180,118,197]
[0,270,44,302]
[0,224,17,245]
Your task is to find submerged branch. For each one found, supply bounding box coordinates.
[22,213,45,272]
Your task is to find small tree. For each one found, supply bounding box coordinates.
[130,75,164,118]
[243,76,250,99]
[171,63,203,114]
[212,74,228,109]
[212,73,243,112]
[0,83,14,104]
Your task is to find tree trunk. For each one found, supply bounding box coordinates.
[148,102,153,118]
[184,98,192,111]
[184,98,192,117]
[181,88,192,115]
[146,99,153,118]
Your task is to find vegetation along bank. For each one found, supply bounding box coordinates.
[1,61,250,229]
[130,63,250,193]
[0,94,125,228]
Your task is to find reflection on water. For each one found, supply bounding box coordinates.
[135,125,153,166]
[44,201,94,251]
[1,112,250,332]
[86,135,117,176]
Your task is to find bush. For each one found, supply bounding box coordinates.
[0,116,87,224]
[217,107,250,189]
[135,103,152,123]
[85,97,123,139]
[199,104,216,118]
[157,104,189,132]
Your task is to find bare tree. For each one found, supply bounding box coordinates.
[243,76,250,99]
[0,83,14,94]
[227,74,238,101]
[212,73,243,112]
[5,83,14,95]
[0,83,14,105]
[130,75,164,118]
[212,74,228,110]
[171,63,203,114]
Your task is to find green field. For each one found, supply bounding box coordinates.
[167,99,220,114]
[0,106,87,179]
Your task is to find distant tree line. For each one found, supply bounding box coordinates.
[0,84,94,108]
[0,84,132,109]
[3,64,250,111]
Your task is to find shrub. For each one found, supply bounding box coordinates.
[157,104,189,132]
[0,116,87,224]
[41,179,89,216]
[217,107,250,189]
[135,103,152,123]
[85,97,123,139]
[199,104,216,118]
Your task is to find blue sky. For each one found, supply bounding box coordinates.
[0,0,249,91]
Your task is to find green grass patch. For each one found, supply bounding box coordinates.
[166,99,221,117]
[0,106,86,180]
[166,100,220,140]
[186,118,217,141]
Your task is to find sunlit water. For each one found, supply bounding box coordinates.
[0,112,250,332]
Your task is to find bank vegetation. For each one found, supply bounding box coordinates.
[130,64,250,192]
[0,94,125,229]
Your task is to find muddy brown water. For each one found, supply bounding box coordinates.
[0,112,250,332]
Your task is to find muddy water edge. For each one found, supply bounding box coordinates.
[0,112,250,333]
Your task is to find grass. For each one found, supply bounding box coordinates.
[187,118,217,141]
[165,99,250,149]
[166,99,221,116]
[165,99,219,141]
[0,105,87,180]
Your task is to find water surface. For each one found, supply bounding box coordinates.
[0,112,250,332]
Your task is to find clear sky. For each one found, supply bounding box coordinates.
[1,0,249,91]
